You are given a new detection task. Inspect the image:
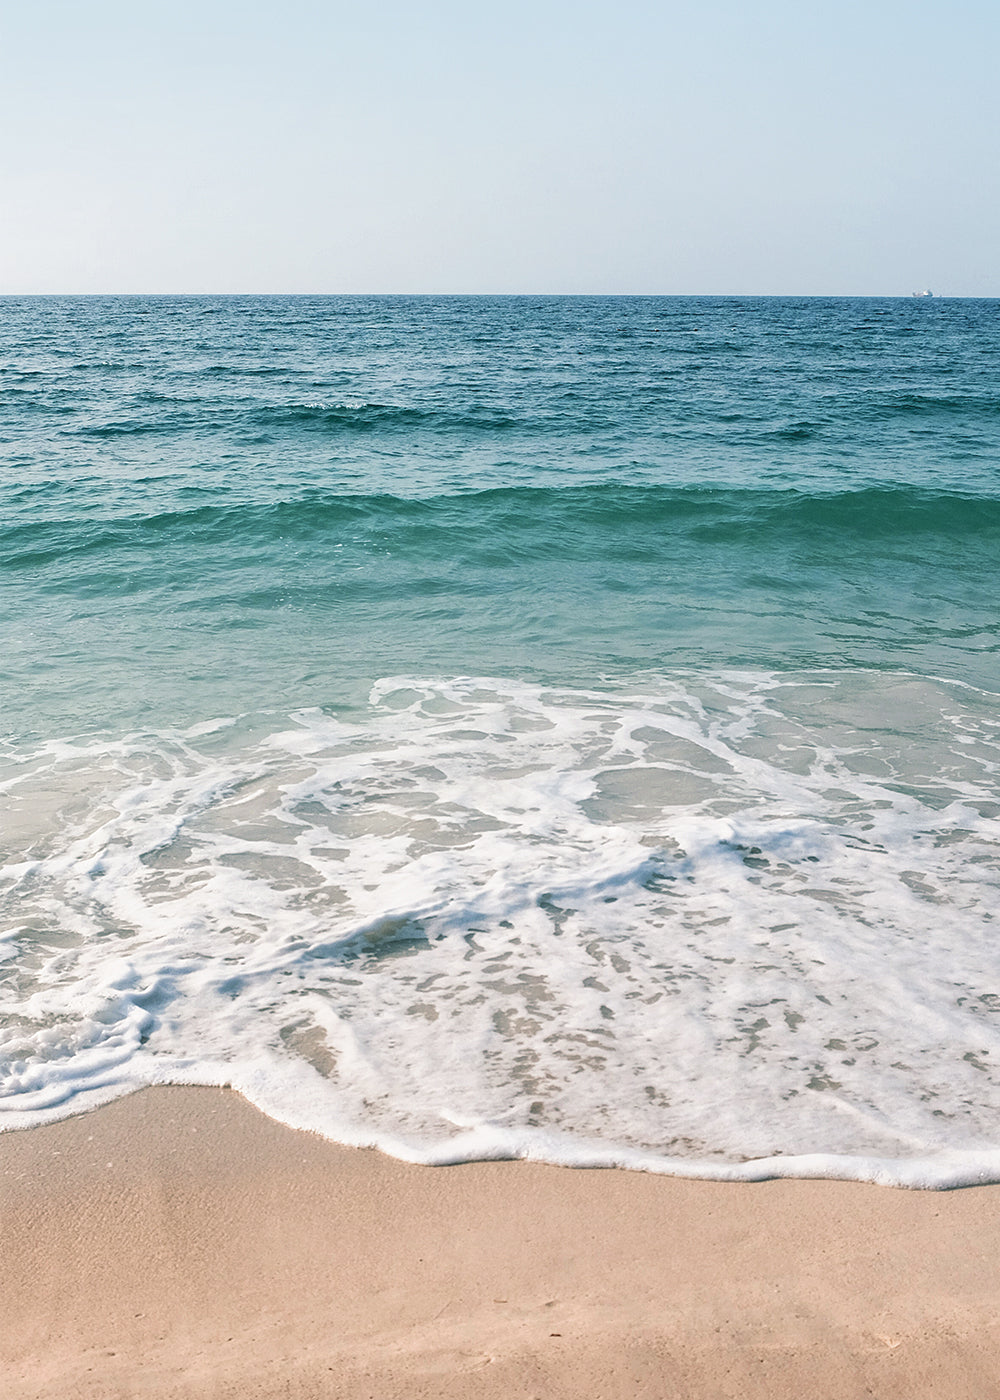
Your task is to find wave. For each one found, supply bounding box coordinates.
[856,390,1000,420]
[65,399,524,440]
[249,401,522,433]
[4,484,999,573]
[50,388,1000,442]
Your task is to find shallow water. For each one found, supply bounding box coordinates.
[2,296,998,1185]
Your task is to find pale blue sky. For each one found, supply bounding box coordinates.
[1,0,997,294]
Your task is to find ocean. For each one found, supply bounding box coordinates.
[2,294,998,1186]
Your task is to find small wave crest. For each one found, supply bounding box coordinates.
[64,397,523,441]
[5,483,998,572]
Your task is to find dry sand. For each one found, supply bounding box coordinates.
[2,1085,1000,1399]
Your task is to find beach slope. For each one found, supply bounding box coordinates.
[2,1086,999,1398]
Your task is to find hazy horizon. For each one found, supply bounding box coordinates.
[0,291,991,300]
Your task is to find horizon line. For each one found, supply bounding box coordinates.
[0,290,991,300]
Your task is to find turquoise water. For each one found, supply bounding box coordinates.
[4,295,998,732]
[2,296,999,1184]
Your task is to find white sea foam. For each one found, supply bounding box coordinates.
[2,671,999,1187]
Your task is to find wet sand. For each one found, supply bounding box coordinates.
[2,1085,999,1398]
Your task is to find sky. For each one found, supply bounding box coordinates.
[1,0,997,295]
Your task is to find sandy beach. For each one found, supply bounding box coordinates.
[1,1087,998,1398]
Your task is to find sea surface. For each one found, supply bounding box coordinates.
[2,294,998,1186]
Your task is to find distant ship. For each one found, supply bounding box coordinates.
[911,289,934,298]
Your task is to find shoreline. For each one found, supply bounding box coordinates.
[3,1087,1000,1398]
